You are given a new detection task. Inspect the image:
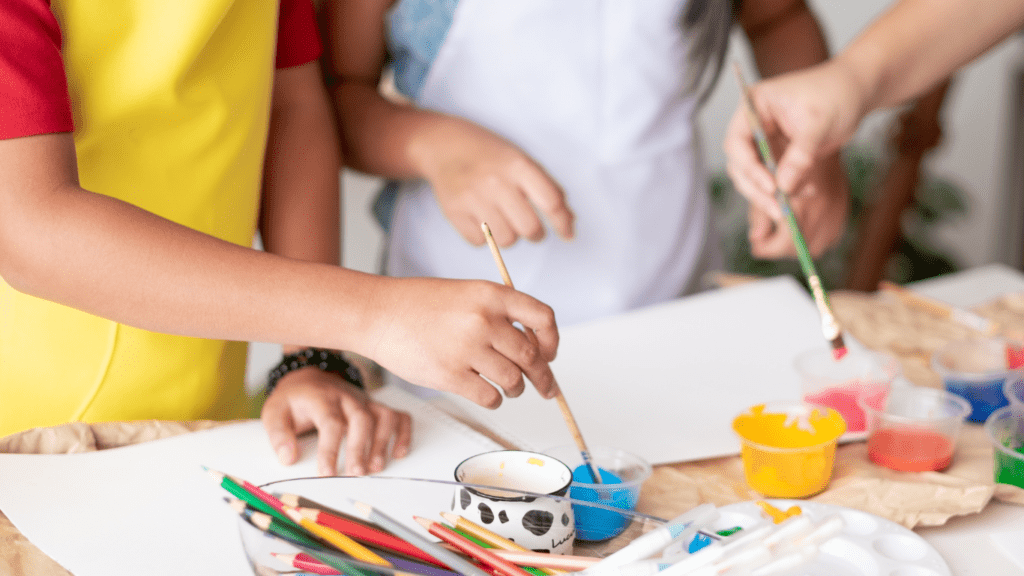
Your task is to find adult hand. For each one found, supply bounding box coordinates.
[417,118,575,248]
[747,151,849,259]
[724,60,868,218]
[366,277,559,409]
[261,367,412,477]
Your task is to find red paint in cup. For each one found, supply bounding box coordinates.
[867,426,954,472]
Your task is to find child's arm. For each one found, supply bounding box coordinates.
[732,0,848,259]
[0,133,558,401]
[321,0,574,248]
[256,60,413,478]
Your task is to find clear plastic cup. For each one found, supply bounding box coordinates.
[1004,375,1024,415]
[731,402,846,498]
[795,348,900,434]
[542,445,651,542]
[932,338,1014,423]
[985,406,1024,489]
[860,386,971,472]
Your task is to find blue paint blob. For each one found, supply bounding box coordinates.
[687,532,715,553]
[944,378,1009,423]
[569,465,636,541]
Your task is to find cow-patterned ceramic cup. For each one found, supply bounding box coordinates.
[452,450,576,554]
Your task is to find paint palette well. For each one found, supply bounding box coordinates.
[712,500,951,576]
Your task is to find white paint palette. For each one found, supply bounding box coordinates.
[712,500,951,576]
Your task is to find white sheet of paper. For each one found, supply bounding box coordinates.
[428,275,832,465]
[0,384,502,576]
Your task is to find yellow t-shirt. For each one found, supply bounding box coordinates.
[0,0,285,435]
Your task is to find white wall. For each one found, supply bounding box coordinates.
[248,1,1024,390]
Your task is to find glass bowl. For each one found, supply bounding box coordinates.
[232,476,667,576]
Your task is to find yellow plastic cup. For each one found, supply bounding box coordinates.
[732,402,846,498]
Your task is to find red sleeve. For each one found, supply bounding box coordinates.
[276,0,323,69]
[0,0,74,139]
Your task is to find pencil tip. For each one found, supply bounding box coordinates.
[413,516,432,529]
[439,511,457,523]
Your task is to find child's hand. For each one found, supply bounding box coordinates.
[366,277,559,409]
[723,61,866,219]
[261,368,412,477]
[415,118,575,248]
[747,151,849,259]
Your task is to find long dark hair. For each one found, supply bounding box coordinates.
[682,0,741,106]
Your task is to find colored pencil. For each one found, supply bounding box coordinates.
[226,498,323,549]
[205,467,308,534]
[274,551,467,576]
[414,516,533,576]
[486,550,599,571]
[283,506,393,567]
[480,222,603,484]
[351,501,492,576]
[298,505,449,567]
[730,64,848,361]
[273,552,342,575]
[439,512,563,575]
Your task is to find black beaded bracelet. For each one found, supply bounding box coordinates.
[264,347,365,397]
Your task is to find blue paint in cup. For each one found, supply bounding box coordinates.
[543,446,651,542]
[933,339,1015,423]
[568,466,634,541]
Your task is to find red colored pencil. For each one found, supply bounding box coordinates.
[413,516,533,576]
[298,506,447,567]
[273,552,340,575]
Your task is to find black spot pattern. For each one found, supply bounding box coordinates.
[459,489,471,510]
[498,511,509,523]
[522,510,554,536]
[478,502,494,524]
[561,513,570,526]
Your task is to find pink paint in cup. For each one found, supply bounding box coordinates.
[795,348,901,433]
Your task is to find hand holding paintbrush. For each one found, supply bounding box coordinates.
[732,63,848,361]
[481,222,604,483]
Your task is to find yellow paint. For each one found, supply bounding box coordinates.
[732,403,846,498]
[527,458,546,466]
[756,500,802,524]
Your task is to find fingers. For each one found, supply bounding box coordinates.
[471,345,527,399]
[518,164,575,241]
[724,109,782,220]
[312,410,347,477]
[774,143,817,199]
[260,400,301,467]
[747,204,794,259]
[365,404,412,473]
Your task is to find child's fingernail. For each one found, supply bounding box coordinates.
[276,445,294,464]
[371,456,385,472]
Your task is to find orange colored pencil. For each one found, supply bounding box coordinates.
[282,506,392,567]
[414,516,533,576]
[298,506,448,567]
[439,512,564,575]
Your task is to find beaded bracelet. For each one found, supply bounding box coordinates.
[265,347,365,397]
